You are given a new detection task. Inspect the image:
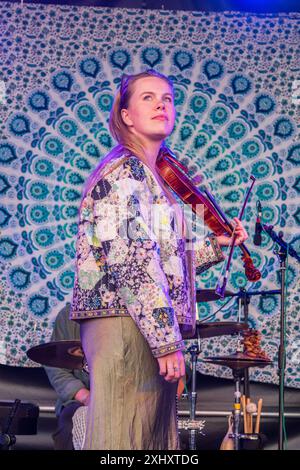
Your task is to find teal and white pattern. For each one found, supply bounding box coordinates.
[0,3,299,387]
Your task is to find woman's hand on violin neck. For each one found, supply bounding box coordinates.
[217,217,248,247]
[157,350,185,383]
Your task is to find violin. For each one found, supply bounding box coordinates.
[156,147,261,283]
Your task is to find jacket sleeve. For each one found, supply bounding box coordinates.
[86,157,185,358]
[193,233,225,274]
[45,365,87,405]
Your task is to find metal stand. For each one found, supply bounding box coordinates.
[277,250,287,451]
[262,224,300,450]
[230,368,259,450]
[189,343,199,450]
[231,288,280,410]
[182,340,205,450]
[232,368,242,450]
[239,289,251,399]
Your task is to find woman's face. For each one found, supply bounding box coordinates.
[121,76,176,144]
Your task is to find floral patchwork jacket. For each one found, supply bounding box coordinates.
[70,155,225,358]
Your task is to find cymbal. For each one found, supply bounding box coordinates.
[203,352,272,370]
[193,321,248,339]
[27,340,84,370]
[196,289,235,302]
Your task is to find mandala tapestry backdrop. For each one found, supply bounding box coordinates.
[0,3,299,387]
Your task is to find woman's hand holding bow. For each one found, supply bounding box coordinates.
[216,217,248,247]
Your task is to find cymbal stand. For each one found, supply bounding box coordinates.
[239,289,251,398]
[230,368,259,450]
[232,367,243,450]
[185,337,205,450]
[228,299,251,451]
[236,288,280,401]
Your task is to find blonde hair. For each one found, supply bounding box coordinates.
[82,70,174,198]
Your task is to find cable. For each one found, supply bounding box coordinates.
[282,242,289,450]
[197,296,233,323]
[198,278,262,324]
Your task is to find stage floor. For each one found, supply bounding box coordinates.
[1,364,299,450]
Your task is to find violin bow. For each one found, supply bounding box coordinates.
[215,176,256,299]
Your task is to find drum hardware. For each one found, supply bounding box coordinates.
[26,321,248,371]
[178,419,205,433]
[184,341,204,450]
[203,352,272,450]
[184,318,248,450]
[195,289,235,303]
[27,340,85,370]
[185,283,274,451]
[177,417,205,450]
[26,295,274,451]
[192,320,248,340]
[234,288,280,399]
[196,287,281,400]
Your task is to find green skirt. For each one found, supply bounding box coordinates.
[80,316,180,450]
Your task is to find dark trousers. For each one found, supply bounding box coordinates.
[52,402,83,450]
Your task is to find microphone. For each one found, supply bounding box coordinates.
[253,200,263,246]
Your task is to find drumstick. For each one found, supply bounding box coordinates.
[246,397,251,433]
[246,402,257,434]
[241,395,248,433]
[255,398,263,434]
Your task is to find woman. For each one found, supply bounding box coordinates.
[70,70,248,450]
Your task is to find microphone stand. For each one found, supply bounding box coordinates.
[262,225,300,450]
[239,289,251,399]
[184,334,205,450]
